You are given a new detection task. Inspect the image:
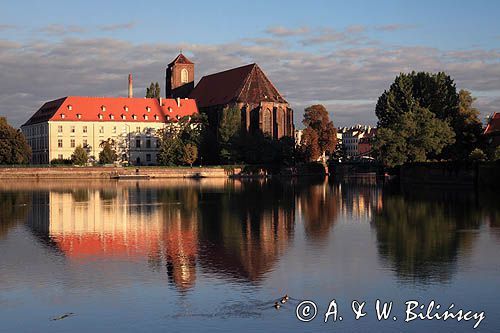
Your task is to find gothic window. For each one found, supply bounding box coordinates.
[181,68,189,83]
[262,109,272,135]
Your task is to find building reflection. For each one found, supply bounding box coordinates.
[21,179,296,290]
[0,191,31,239]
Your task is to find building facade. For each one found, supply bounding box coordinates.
[164,53,294,140]
[21,96,198,165]
[338,125,376,159]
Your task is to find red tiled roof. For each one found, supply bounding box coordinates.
[169,53,194,65]
[189,63,287,108]
[484,112,500,135]
[22,96,198,126]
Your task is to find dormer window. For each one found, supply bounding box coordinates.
[176,115,180,120]
[101,105,106,112]
[110,114,114,120]
[77,114,82,119]
[166,115,170,121]
[121,114,126,120]
[146,106,151,112]
[61,114,65,119]
[154,115,159,120]
[124,106,128,112]
[168,107,173,112]
[98,114,103,120]
[144,115,148,120]
[67,105,73,111]
[132,114,137,120]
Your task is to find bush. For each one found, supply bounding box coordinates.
[50,158,72,165]
[469,148,487,161]
[71,146,88,166]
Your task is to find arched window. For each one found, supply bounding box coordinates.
[262,109,272,135]
[181,68,189,83]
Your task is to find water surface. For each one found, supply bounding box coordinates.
[0,178,499,332]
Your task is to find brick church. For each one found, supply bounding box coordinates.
[165,53,294,139]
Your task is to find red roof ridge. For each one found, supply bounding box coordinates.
[200,63,255,79]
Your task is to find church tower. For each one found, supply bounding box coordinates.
[165,53,195,98]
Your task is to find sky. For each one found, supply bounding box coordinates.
[0,0,499,128]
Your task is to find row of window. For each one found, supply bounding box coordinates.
[24,125,47,137]
[57,125,156,135]
[28,137,48,151]
[56,138,159,149]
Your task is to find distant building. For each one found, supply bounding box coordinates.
[21,90,198,165]
[483,112,500,149]
[338,125,376,159]
[295,129,303,146]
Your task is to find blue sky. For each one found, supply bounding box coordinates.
[1,0,499,127]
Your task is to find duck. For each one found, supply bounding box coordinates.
[274,301,281,309]
[280,294,289,303]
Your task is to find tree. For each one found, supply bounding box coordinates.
[375,72,483,164]
[182,143,198,167]
[299,105,337,162]
[146,82,161,98]
[469,148,487,161]
[218,107,241,164]
[157,125,183,166]
[298,127,321,161]
[71,145,88,166]
[0,117,31,164]
[99,139,117,164]
[373,106,455,168]
[449,89,483,159]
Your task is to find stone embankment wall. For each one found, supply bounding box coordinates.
[0,167,237,179]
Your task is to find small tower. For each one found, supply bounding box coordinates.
[165,53,194,98]
[128,73,133,98]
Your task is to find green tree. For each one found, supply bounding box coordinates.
[71,145,88,166]
[146,82,161,98]
[373,106,455,168]
[157,125,183,165]
[99,139,117,164]
[182,143,198,167]
[374,72,483,166]
[0,117,31,164]
[218,107,241,164]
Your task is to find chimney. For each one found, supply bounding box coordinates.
[159,97,162,106]
[128,73,133,98]
[176,97,180,107]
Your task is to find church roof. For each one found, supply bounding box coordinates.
[189,63,287,108]
[169,53,194,66]
[22,96,198,126]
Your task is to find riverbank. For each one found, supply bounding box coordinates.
[0,166,236,179]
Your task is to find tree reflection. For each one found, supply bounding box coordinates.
[0,191,31,239]
[372,184,483,283]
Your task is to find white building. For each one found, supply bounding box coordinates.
[21,96,198,165]
[338,125,375,158]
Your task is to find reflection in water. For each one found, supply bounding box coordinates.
[372,183,499,283]
[2,178,499,292]
[0,191,31,239]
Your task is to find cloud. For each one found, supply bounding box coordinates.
[265,26,310,37]
[98,22,137,32]
[375,24,418,32]
[0,33,499,128]
[39,24,86,35]
[0,24,16,32]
